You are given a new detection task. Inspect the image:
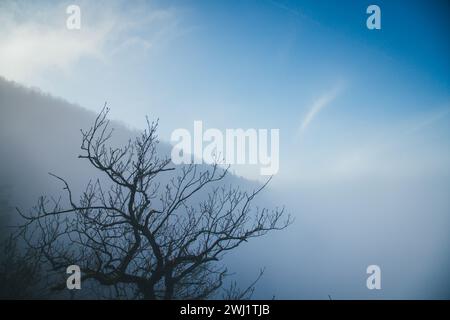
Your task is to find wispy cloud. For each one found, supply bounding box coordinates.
[266,0,301,16]
[0,1,179,83]
[298,83,344,136]
[330,104,450,179]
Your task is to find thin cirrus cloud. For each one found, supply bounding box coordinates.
[298,83,344,137]
[0,1,178,83]
[329,104,450,179]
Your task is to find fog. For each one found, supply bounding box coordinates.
[1,77,449,299]
[227,176,450,299]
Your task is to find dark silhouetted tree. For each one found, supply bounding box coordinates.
[18,108,290,299]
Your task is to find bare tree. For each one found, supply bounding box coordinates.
[18,107,291,299]
[0,235,44,299]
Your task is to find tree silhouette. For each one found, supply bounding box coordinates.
[18,108,290,299]
[0,235,44,299]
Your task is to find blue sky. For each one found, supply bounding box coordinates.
[0,0,449,182]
